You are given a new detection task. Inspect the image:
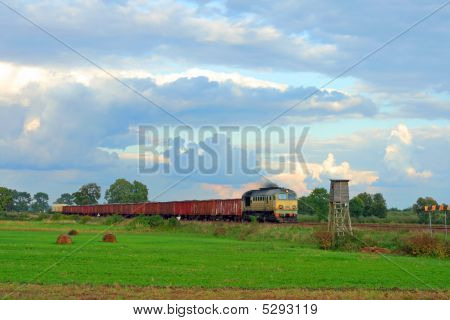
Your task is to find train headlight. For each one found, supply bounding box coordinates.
[279,205,283,209]
[293,205,297,210]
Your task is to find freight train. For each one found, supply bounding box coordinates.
[53,186,297,223]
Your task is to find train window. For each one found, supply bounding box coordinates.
[278,193,287,200]
[288,193,296,200]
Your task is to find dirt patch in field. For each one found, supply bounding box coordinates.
[103,233,117,243]
[56,234,72,245]
[0,284,448,300]
[68,229,79,236]
[361,246,391,254]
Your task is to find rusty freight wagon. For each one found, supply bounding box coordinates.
[61,199,243,221]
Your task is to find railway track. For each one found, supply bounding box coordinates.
[292,222,448,233]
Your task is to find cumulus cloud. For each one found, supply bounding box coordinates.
[203,152,378,198]
[0,61,378,171]
[406,167,432,179]
[389,124,412,145]
[384,124,432,179]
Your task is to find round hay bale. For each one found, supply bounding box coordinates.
[68,229,79,236]
[103,233,117,243]
[56,234,72,245]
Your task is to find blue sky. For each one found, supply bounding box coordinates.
[0,0,449,208]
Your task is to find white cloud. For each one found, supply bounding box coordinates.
[384,124,432,179]
[151,68,288,91]
[389,124,412,145]
[24,117,40,132]
[406,167,432,179]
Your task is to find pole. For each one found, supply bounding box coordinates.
[429,211,432,236]
[445,212,447,242]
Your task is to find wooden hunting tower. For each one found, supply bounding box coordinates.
[328,179,353,237]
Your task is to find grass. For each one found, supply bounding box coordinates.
[0,220,449,294]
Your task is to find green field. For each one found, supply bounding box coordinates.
[0,219,449,296]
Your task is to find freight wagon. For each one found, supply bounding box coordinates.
[61,199,243,221]
[55,186,298,222]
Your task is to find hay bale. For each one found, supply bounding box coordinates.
[68,229,79,236]
[103,233,117,243]
[361,246,391,254]
[56,234,72,245]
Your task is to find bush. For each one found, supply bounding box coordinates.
[35,213,50,221]
[249,215,258,223]
[105,214,124,225]
[402,233,448,258]
[148,215,164,227]
[78,216,91,224]
[50,213,64,221]
[168,217,180,228]
[312,229,333,250]
[334,233,363,251]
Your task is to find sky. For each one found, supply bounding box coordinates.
[0,0,449,208]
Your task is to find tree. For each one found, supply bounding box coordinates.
[105,179,148,204]
[131,181,148,203]
[73,183,101,205]
[11,190,32,212]
[356,192,373,216]
[0,187,13,212]
[370,193,387,218]
[297,187,329,220]
[413,196,438,224]
[55,193,74,205]
[349,196,364,217]
[31,192,49,212]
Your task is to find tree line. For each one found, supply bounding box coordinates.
[298,187,447,224]
[0,187,50,212]
[56,178,149,205]
[0,178,149,212]
[297,187,388,220]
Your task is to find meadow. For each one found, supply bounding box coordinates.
[0,218,448,299]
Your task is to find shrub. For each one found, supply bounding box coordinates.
[50,213,64,221]
[402,233,448,258]
[105,214,124,225]
[334,233,363,251]
[148,215,164,227]
[129,215,151,228]
[168,217,180,228]
[248,215,258,223]
[312,229,333,250]
[35,213,50,221]
[78,216,91,224]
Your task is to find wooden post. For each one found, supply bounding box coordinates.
[445,211,448,242]
[429,211,433,236]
